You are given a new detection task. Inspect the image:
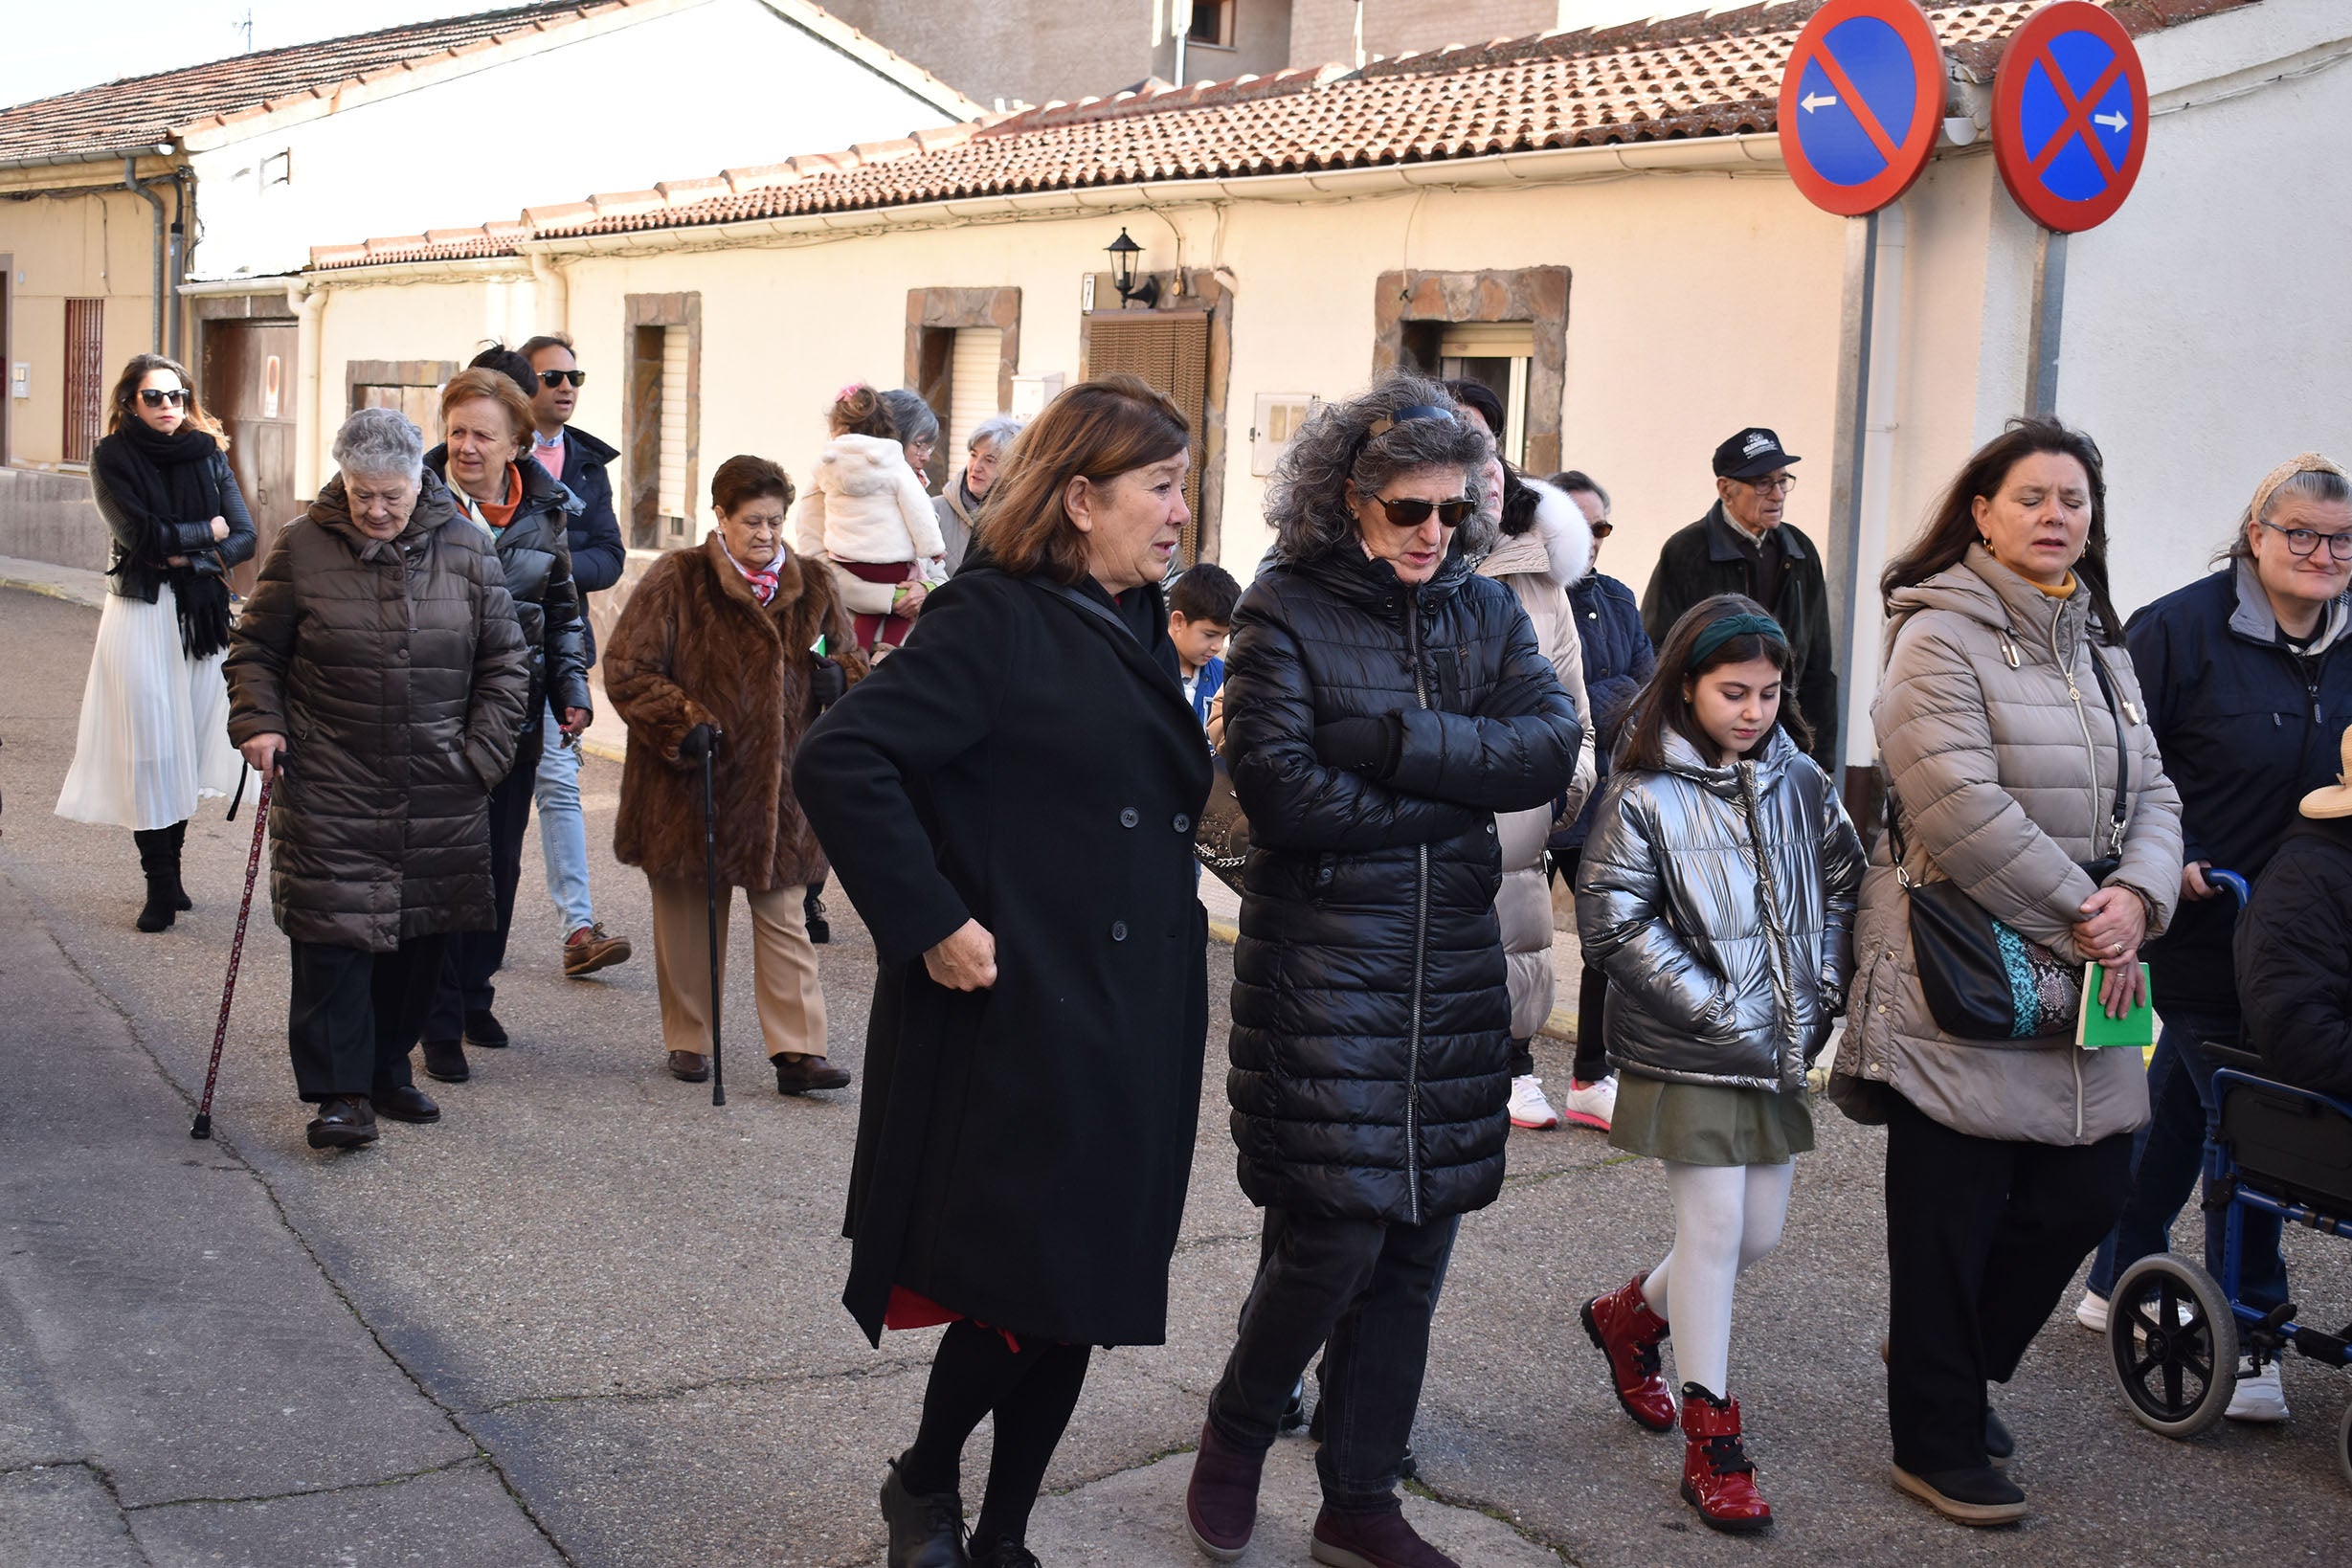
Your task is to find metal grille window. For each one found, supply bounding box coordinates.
[1086,312,1208,563]
[946,326,1004,471]
[63,299,104,464]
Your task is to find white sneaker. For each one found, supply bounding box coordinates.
[2075,1289,2109,1333]
[2225,1356,2290,1422]
[1558,1074,1617,1131]
[1508,1074,1559,1130]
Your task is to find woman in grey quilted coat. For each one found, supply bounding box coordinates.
[1832,417,2181,1527]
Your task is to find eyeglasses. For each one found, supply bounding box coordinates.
[2260,520,2352,561]
[536,370,587,389]
[137,389,190,409]
[1370,494,1477,528]
[1590,521,1615,539]
[1739,474,1798,496]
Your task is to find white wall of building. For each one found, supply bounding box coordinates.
[186,0,966,281]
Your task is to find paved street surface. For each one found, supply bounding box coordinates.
[3,581,2346,1566]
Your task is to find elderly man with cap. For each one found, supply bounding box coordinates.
[1641,427,1837,770]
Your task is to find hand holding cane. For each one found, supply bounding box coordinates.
[682,723,726,1106]
[193,752,280,1139]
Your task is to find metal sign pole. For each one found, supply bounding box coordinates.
[2026,227,2068,416]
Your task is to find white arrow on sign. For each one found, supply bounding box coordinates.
[2094,109,2129,132]
[1802,91,1839,113]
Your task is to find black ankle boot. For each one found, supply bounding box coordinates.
[166,819,191,909]
[132,828,177,932]
[880,1456,969,1568]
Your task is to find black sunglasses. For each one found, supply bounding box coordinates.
[137,388,190,409]
[1590,521,1614,539]
[536,370,587,389]
[1370,494,1476,527]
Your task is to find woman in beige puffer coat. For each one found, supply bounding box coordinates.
[1480,474,1597,1128]
[1832,418,2182,1527]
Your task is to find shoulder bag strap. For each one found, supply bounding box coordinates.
[2080,640,2132,857]
[1031,576,1138,643]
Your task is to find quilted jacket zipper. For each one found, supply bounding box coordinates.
[1405,594,1430,1225]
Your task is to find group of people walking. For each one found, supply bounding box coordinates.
[46,338,2352,1565]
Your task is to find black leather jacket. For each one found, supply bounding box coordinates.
[424,446,591,724]
[91,446,257,601]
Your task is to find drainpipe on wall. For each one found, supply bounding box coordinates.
[167,168,190,361]
[288,277,325,502]
[1173,0,1188,87]
[123,156,168,354]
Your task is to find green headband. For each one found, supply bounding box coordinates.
[1689,612,1787,667]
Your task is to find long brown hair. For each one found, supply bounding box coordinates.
[975,375,1189,586]
[1620,593,1812,771]
[106,352,227,451]
[1882,415,2124,644]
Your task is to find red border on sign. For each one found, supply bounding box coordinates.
[1778,0,1945,217]
[1992,1,2150,234]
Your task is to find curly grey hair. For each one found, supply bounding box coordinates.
[968,412,1027,453]
[1265,372,1496,564]
[331,406,425,480]
[880,388,940,448]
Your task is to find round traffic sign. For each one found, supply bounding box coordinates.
[1778,0,1946,217]
[1992,1,2150,233]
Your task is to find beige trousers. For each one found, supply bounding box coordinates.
[646,875,827,1061]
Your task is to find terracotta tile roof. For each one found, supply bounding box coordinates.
[313,0,2256,271]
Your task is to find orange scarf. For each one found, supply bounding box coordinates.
[475,463,523,529]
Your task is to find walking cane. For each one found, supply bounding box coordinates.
[700,740,727,1108]
[192,767,274,1139]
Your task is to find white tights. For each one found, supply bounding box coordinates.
[1637,1161,1793,1399]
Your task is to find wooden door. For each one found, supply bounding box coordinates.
[203,321,299,595]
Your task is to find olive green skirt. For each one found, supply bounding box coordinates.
[1608,1074,1813,1166]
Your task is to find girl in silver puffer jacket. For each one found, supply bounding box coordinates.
[1573,594,1865,1535]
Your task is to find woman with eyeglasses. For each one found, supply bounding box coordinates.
[2073,452,2352,1421]
[1183,374,1581,1568]
[606,456,861,1093]
[1832,416,2181,1527]
[57,353,257,931]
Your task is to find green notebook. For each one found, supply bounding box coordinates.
[2076,962,2156,1049]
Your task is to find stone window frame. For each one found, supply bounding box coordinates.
[1372,267,1570,475]
[622,291,703,552]
[904,287,1021,492]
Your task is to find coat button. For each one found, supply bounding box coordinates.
[1110,921,1128,942]
[1119,807,1139,828]
[1174,814,1191,833]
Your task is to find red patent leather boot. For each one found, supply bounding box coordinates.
[1579,1274,1674,1432]
[1679,1384,1772,1534]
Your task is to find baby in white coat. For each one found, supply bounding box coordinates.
[796,384,946,654]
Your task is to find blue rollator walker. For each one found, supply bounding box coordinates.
[2105,868,2352,1488]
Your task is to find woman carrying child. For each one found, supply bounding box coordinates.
[796,383,947,658]
[1573,594,1865,1534]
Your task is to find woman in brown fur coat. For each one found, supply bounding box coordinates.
[604,455,864,1092]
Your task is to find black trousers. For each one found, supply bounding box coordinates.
[424,724,543,1042]
[288,934,450,1102]
[1550,847,1611,1083]
[1883,1093,2134,1474]
[1209,1207,1459,1512]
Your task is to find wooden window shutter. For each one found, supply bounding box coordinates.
[1086,312,1209,565]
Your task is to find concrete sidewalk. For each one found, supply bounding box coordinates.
[0,871,566,1566]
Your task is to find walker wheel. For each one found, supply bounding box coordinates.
[2108,1255,2238,1438]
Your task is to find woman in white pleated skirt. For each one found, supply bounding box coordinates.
[55,353,257,930]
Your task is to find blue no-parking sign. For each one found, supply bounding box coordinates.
[1993,1,2150,233]
[1779,0,1945,217]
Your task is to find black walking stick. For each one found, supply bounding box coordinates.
[192,767,274,1139]
[692,726,727,1107]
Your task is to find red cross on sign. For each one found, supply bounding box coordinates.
[1991,1,2150,234]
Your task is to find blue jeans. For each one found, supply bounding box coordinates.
[533,705,594,932]
[2088,1015,2289,1311]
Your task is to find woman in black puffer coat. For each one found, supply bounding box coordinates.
[1185,375,1581,1567]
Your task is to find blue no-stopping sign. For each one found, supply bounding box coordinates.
[1993,1,2150,233]
[1779,0,1945,217]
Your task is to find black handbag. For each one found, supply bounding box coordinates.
[1886,641,2133,1041]
[1194,750,1252,891]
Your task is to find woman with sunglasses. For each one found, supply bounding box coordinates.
[2073,453,2352,1422]
[1184,374,1581,1568]
[56,353,256,930]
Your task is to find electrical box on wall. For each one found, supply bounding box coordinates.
[10,363,28,400]
[1010,373,1065,418]
[1250,393,1316,476]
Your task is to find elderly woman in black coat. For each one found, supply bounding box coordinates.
[794,375,1212,1568]
[1183,375,1581,1568]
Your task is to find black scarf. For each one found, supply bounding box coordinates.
[93,422,233,659]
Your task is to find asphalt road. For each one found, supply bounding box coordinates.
[1,583,2345,1566]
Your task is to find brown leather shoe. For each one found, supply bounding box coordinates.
[667,1050,709,1083]
[773,1053,851,1094]
[564,923,634,977]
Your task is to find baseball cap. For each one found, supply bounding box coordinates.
[1713,427,1802,480]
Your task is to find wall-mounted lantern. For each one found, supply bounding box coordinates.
[1106,228,1160,309]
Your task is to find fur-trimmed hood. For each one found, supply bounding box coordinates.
[1480,478,1594,590]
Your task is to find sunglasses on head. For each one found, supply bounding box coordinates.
[1370,494,1477,527]
[137,389,189,409]
[537,370,586,389]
